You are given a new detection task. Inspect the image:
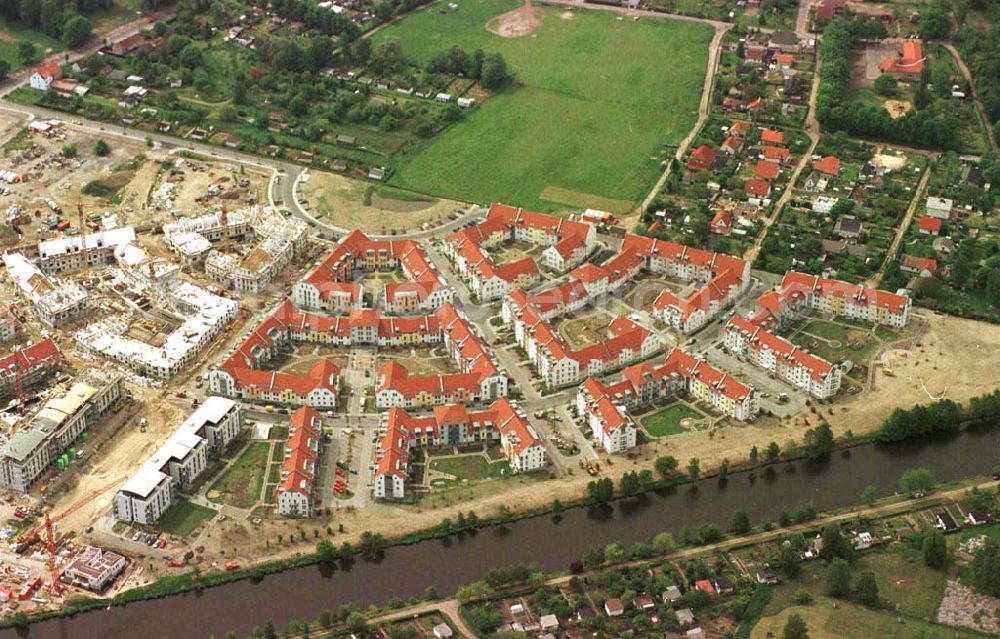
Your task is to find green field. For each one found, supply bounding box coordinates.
[374,0,712,212]
[428,453,511,481]
[0,18,63,72]
[208,442,271,509]
[640,402,704,437]
[158,499,216,538]
[753,598,990,639]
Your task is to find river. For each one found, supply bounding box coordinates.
[8,421,1000,639]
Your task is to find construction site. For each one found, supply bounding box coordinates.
[0,116,329,617]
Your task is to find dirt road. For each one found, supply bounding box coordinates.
[869,159,932,286]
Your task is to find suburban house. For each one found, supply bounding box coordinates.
[900,254,938,277]
[918,215,942,235]
[926,196,954,219]
[879,40,926,78]
[30,63,63,91]
[687,145,718,172]
[813,156,841,176]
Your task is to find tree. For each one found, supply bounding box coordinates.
[826,558,852,598]
[18,41,37,64]
[919,6,951,39]
[604,542,625,563]
[803,422,835,459]
[719,458,730,481]
[651,532,676,555]
[358,531,385,559]
[687,458,701,481]
[93,139,110,156]
[316,539,337,562]
[819,524,853,562]
[873,73,897,97]
[61,144,78,158]
[345,612,368,634]
[587,477,614,504]
[854,572,879,607]
[899,467,935,496]
[766,441,781,462]
[971,538,1000,596]
[0,60,9,81]
[923,531,948,569]
[860,485,878,506]
[780,543,801,578]
[619,471,640,496]
[783,613,810,639]
[655,455,679,477]
[697,522,722,545]
[62,14,93,48]
[749,445,759,467]
[481,53,508,90]
[730,511,751,535]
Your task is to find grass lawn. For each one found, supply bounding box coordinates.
[640,402,704,437]
[428,453,511,481]
[792,319,882,364]
[375,0,711,213]
[752,598,990,639]
[158,499,216,538]
[208,442,271,509]
[764,546,948,623]
[0,18,63,72]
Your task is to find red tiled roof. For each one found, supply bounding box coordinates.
[880,40,925,75]
[755,160,780,180]
[901,254,938,273]
[0,338,61,375]
[688,144,717,171]
[761,128,784,144]
[764,146,790,162]
[918,216,942,234]
[32,62,61,81]
[813,156,840,176]
[745,179,771,197]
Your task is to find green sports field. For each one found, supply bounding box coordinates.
[373,0,712,213]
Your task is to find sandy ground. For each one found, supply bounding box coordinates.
[884,99,912,119]
[301,170,466,234]
[487,0,543,38]
[50,387,185,532]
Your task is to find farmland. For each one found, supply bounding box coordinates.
[376,0,712,213]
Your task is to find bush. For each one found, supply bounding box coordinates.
[93,140,110,156]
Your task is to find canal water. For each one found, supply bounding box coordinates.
[10,421,1000,639]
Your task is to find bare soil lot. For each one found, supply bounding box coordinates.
[553,308,612,350]
[378,347,455,377]
[301,170,465,234]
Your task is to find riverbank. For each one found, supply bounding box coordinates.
[8,418,1000,637]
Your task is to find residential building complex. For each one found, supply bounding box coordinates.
[293,229,453,313]
[375,304,507,409]
[114,398,243,524]
[3,253,90,327]
[276,406,323,517]
[374,397,546,499]
[577,348,759,453]
[62,546,128,592]
[35,227,136,275]
[0,370,124,492]
[444,203,596,301]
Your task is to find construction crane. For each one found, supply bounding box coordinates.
[77,202,89,282]
[15,475,127,593]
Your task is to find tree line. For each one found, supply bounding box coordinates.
[873,388,1000,442]
[0,0,107,48]
[816,17,958,150]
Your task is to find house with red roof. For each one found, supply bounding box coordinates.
[879,40,925,78]
[760,128,784,145]
[918,216,942,235]
[725,316,842,398]
[276,407,323,517]
[764,146,791,164]
[711,209,734,235]
[688,145,718,172]
[30,63,63,91]
[900,254,938,276]
[729,120,751,138]
[813,156,841,176]
[755,160,781,180]
[721,135,743,155]
[745,179,771,199]
[747,96,767,111]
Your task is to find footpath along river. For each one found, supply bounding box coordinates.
[9,421,1000,639]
